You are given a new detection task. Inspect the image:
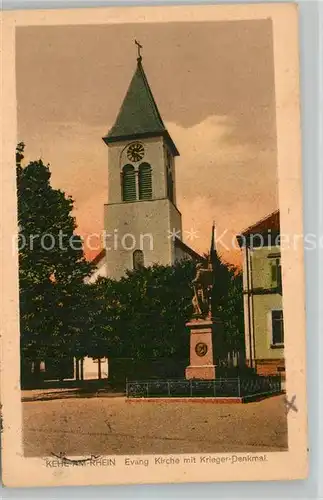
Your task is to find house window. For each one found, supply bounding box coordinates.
[122,164,136,201]
[133,249,144,270]
[271,310,284,346]
[138,163,152,200]
[270,257,282,290]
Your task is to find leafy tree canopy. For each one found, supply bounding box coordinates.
[17,143,94,363]
[17,142,244,381]
[84,260,196,361]
[83,254,244,365]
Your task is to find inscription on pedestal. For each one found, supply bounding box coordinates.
[195,342,208,357]
[185,319,220,380]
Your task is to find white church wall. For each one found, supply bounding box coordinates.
[105,198,180,279]
[169,203,183,262]
[74,357,109,380]
[82,357,108,380]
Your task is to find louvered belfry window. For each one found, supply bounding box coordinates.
[122,164,136,201]
[138,163,152,200]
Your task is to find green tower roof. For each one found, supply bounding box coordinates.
[103,58,179,156]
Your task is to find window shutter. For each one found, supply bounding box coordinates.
[271,260,277,284]
[139,163,152,200]
[122,165,136,201]
[277,259,282,290]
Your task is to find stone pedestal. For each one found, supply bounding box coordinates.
[185,318,221,380]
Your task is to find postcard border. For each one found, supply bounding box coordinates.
[1,2,308,487]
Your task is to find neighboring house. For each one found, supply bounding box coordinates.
[237,210,284,376]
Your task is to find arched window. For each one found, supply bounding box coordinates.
[138,163,152,200]
[133,249,144,270]
[122,164,136,201]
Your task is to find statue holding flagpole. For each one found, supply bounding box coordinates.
[191,222,216,320]
[186,222,223,380]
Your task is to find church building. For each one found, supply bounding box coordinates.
[80,47,202,381]
[93,46,200,281]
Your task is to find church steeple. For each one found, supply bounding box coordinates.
[103,43,179,156]
[103,43,184,279]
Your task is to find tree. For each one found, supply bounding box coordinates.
[209,247,245,369]
[17,143,94,381]
[220,267,244,358]
[83,259,195,380]
[84,250,244,380]
[120,259,195,360]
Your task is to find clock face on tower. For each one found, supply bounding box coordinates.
[127,142,145,162]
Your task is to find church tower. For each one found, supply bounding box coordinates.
[103,45,183,279]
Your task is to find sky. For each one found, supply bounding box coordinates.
[16,19,278,267]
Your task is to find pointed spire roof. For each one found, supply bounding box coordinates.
[103,57,179,156]
[209,221,220,271]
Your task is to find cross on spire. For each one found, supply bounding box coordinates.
[135,39,143,62]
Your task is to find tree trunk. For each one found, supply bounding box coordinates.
[75,358,80,381]
[80,358,84,380]
[34,359,41,380]
[98,358,102,380]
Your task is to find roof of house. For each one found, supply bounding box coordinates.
[174,237,204,262]
[239,210,280,236]
[103,58,179,156]
[91,238,203,269]
[91,248,106,266]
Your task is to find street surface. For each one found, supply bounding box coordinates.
[22,393,288,457]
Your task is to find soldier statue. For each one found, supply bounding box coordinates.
[191,222,218,320]
[192,259,214,320]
